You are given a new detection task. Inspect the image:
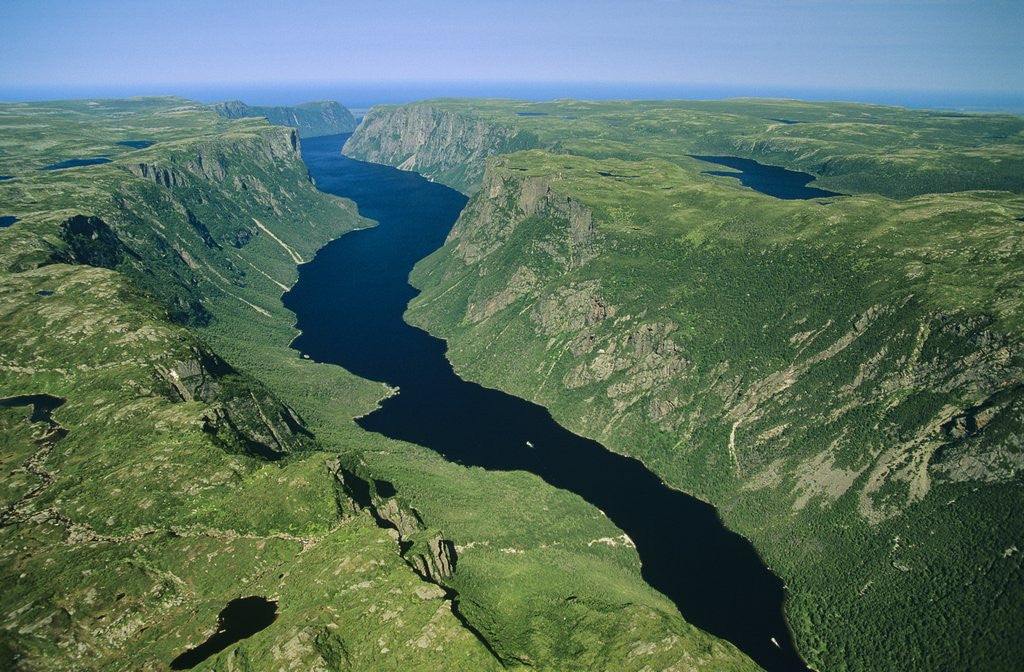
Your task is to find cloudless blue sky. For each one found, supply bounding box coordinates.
[1,0,1021,107]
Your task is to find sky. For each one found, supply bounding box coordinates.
[1,0,1021,108]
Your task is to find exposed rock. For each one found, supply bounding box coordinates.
[466,265,538,322]
[212,100,357,138]
[155,345,315,460]
[344,105,539,194]
[450,164,598,268]
[409,535,458,582]
[200,390,314,461]
[533,281,615,335]
[376,498,424,539]
[124,162,188,188]
[156,346,234,402]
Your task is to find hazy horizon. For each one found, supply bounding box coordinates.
[1,80,1021,114]
[2,1,1021,112]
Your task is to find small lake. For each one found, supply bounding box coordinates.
[0,393,65,423]
[170,596,277,669]
[0,216,18,228]
[283,134,809,672]
[39,157,111,171]
[691,154,844,200]
[116,140,155,149]
[0,175,13,181]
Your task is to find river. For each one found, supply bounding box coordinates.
[283,133,809,672]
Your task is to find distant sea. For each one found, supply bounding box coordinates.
[1,81,1021,115]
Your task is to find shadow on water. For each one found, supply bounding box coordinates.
[39,157,111,171]
[170,597,277,669]
[284,134,810,671]
[690,154,844,200]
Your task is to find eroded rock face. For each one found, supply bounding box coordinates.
[211,100,357,138]
[451,165,597,269]
[376,497,424,539]
[344,105,539,194]
[124,162,188,188]
[200,391,314,461]
[157,345,315,461]
[408,536,457,582]
[157,347,234,402]
[349,475,459,582]
[533,281,615,336]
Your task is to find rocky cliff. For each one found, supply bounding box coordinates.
[0,97,503,672]
[212,99,357,138]
[343,104,540,194]
[397,117,1024,671]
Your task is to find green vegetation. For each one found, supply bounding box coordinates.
[347,99,1024,671]
[346,98,1024,197]
[0,98,756,670]
[211,100,357,138]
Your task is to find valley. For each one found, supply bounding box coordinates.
[0,93,1021,672]
[348,98,1024,671]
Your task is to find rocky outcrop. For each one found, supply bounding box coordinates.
[212,100,357,138]
[327,460,459,582]
[344,105,540,194]
[57,215,131,269]
[157,346,235,402]
[451,160,598,269]
[200,392,313,461]
[156,345,315,461]
[409,536,458,581]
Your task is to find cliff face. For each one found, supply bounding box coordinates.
[343,104,540,194]
[212,99,357,138]
[401,134,1024,671]
[47,123,354,326]
[0,99,504,672]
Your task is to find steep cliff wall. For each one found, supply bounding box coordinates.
[405,145,1024,672]
[343,104,541,194]
[0,99,504,672]
[212,99,358,137]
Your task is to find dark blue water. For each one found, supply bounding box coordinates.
[691,155,844,200]
[170,597,277,669]
[284,134,809,671]
[39,157,111,171]
[116,140,155,149]
[0,394,65,423]
[0,175,12,181]
[0,216,18,227]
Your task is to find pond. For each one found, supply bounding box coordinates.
[691,154,844,200]
[170,596,278,669]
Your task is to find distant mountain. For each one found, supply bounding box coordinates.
[212,99,358,138]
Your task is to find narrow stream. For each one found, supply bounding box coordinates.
[283,133,809,672]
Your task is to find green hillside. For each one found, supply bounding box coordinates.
[0,98,756,671]
[346,98,1024,671]
[346,98,1024,198]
